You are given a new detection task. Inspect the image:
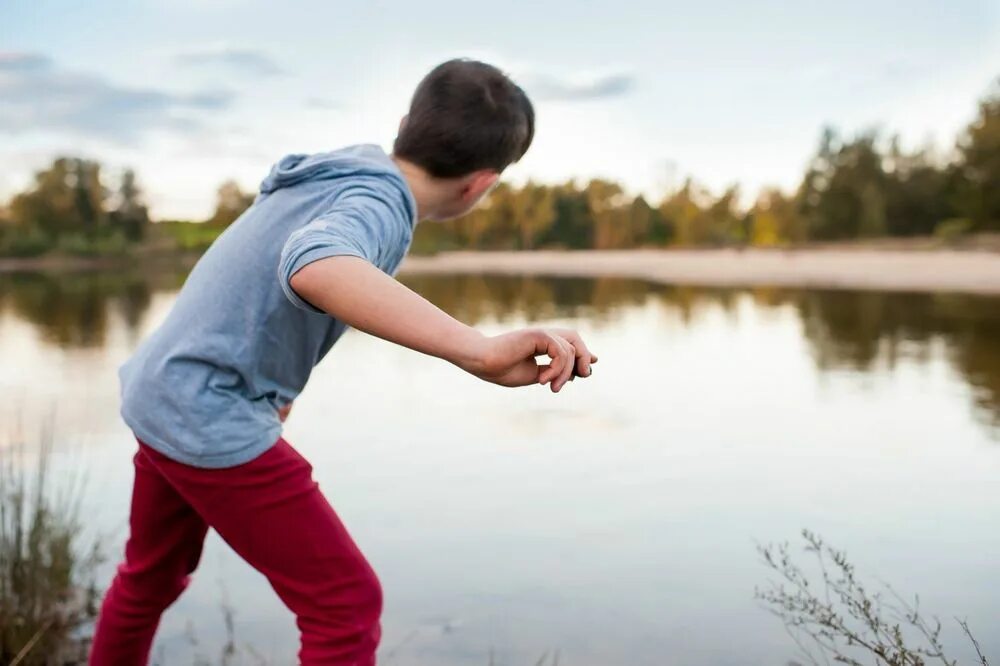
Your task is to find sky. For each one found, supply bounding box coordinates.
[2,0,998,220]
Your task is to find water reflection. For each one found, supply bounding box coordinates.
[791,289,1000,427]
[0,271,176,348]
[2,269,998,428]
[403,275,1000,429]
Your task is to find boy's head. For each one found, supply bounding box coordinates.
[393,59,534,220]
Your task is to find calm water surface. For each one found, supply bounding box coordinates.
[1,269,998,665]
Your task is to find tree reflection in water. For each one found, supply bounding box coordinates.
[2,270,997,430]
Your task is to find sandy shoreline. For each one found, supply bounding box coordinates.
[400,249,1000,295]
[3,248,1000,295]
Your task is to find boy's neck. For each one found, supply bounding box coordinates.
[390,155,448,222]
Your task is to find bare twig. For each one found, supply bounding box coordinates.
[9,619,54,666]
[756,530,992,666]
[957,619,989,666]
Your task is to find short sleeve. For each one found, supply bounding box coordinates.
[278,193,394,313]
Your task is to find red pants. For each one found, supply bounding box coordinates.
[90,439,381,665]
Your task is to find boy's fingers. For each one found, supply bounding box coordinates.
[545,337,567,390]
[553,329,595,379]
[567,341,591,378]
[575,347,591,378]
[530,333,550,378]
[572,335,593,377]
[534,332,561,384]
[547,332,572,385]
[533,329,593,390]
[552,337,575,392]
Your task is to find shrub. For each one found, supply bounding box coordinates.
[54,231,129,257]
[756,530,990,666]
[934,218,973,243]
[0,228,53,258]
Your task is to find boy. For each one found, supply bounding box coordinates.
[91,59,597,665]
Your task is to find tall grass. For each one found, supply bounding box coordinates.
[0,424,101,665]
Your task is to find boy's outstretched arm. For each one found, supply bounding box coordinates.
[289,256,597,393]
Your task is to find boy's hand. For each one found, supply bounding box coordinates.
[466,328,597,392]
[278,402,293,422]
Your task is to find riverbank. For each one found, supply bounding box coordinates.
[0,249,201,273]
[401,248,1000,295]
[4,246,1000,295]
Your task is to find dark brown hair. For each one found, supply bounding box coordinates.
[393,59,534,178]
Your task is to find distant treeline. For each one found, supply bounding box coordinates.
[414,79,998,252]
[1,78,996,258]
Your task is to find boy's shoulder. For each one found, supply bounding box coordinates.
[260,144,416,228]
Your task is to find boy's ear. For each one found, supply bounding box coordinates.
[398,115,408,133]
[463,170,499,202]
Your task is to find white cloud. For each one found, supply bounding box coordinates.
[0,52,236,143]
[521,71,635,102]
[175,45,287,77]
[304,97,341,110]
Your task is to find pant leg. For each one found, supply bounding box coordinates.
[90,447,210,665]
[140,438,382,666]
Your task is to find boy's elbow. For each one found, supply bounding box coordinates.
[288,267,309,296]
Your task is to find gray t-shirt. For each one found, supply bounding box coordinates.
[119,145,417,468]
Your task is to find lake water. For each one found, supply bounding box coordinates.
[1,269,998,665]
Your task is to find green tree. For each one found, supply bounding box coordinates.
[511,182,555,249]
[586,179,630,249]
[955,78,1000,230]
[659,179,704,246]
[704,185,743,245]
[798,129,888,240]
[108,169,150,241]
[628,196,658,247]
[207,180,255,227]
[882,138,954,237]
[751,188,807,246]
[72,159,104,234]
[541,183,593,249]
[11,158,107,237]
[479,182,519,248]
